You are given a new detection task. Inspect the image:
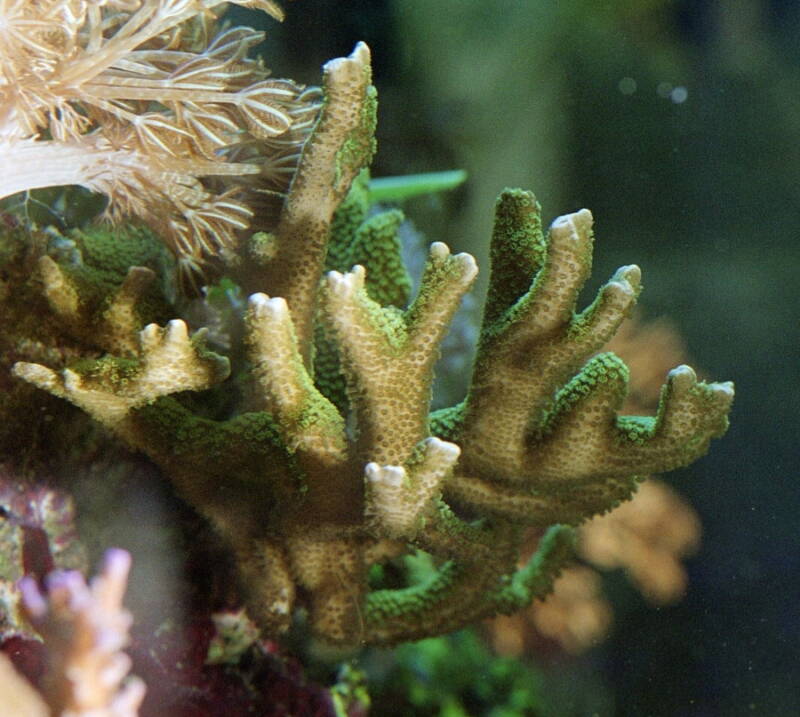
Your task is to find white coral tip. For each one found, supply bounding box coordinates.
[326,270,345,293]
[328,265,365,298]
[12,362,57,388]
[165,319,188,342]
[551,208,593,241]
[249,293,288,321]
[265,296,289,319]
[248,292,271,312]
[424,437,461,461]
[366,462,405,487]
[324,42,371,75]
[63,369,83,392]
[350,41,371,64]
[140,323,160,345]
[350,264,366,284]
[429,242,450,260]
[610,264,641,292]
[454,252,478,281]
[668,364,698,393]
[715,381,735,398]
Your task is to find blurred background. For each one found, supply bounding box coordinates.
[233,0,800,713]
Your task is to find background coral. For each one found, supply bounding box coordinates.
[3,549,144,717]
[3,544,367,717]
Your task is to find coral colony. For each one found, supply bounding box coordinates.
[1,0,732,699]
[0,550,143,716]
[17,550,145,717]
[0,0,319,291]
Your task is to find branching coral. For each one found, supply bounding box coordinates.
[2,549,144,717]
[485,315,707,656]
[10,18,733,647]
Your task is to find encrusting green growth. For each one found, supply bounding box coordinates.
[12,42,733,647]
[35,224,176,355]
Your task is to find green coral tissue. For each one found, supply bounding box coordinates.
[6,41,732,647]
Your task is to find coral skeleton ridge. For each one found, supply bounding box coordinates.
[9,26,733,646]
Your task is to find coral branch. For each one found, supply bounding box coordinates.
[364,437,460,539]
[437,189,733,526]
[246,293,347,463]
[529,361,734,483]
[9,34,733,648]
[18,549,145,716]
[458,195,642,479]
[38,254,158,355]
[236,42,377,359]
[323,243,477,465]
[13,321,229,429]
[365,525,574,645]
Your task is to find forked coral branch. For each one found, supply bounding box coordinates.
[10,20,733,647]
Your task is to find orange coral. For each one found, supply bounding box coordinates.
[488,565,612,656]
[579,478,700,605]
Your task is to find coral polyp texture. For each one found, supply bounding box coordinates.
[10,32,733,647]
[0,0,319,290]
